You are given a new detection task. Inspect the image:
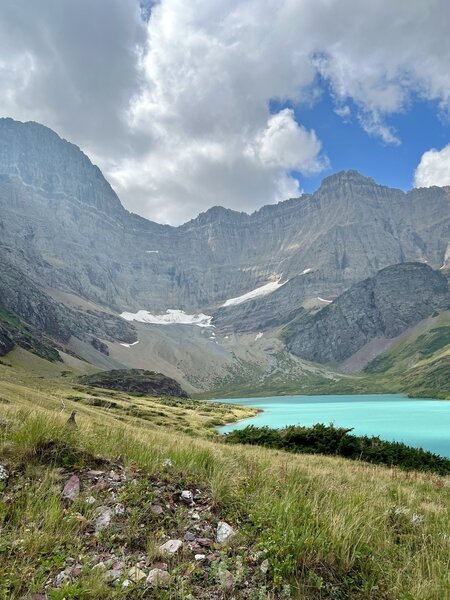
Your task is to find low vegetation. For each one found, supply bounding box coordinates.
[224,424,450,475]
[0,351,449,599]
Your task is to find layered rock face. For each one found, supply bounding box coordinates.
[284,263,450,363]
[2,118,450,322]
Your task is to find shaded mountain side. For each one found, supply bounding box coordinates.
[284,263,450,364]
[78,369,188,398]
[0,307,61,361]
[0,254,136,349]
[2,118,450,320]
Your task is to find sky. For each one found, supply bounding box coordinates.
[1,0,450,224]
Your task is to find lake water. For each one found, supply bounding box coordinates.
[214,394,450,458]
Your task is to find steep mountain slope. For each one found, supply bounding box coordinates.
[284,263,450,364]
[2,118,450,321]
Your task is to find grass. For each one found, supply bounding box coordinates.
[0,353,449,598]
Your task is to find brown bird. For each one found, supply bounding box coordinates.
[66,410,78,429]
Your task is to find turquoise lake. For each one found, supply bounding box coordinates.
[215,394,450,458]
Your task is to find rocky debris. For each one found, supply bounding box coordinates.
[0,464,8,481]
[159,539,183,554]
[61,474,80,502]
[146,568,170,587]
[78,369,189,398]
[217,521,235,543]
[1,453,273,599]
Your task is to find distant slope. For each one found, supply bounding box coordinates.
[364,312,450,398]
[284,263,450,364]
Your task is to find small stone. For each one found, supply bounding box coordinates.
[197,538,213,547]
[0,465,8,481]
[128,566,147,582]
[162,458,173,468]
[260,559,269,574]
[159,539,183,554]
[85,495,96,504]
[216,521,235,543]
[94,507,113,532]
[62,475,80,502]
[54,569,70,587]
[181,490,194,504]
[151,504,164,515]
[195,554,206,561]
[222,569,235,591]
[184,531,196,542]
[105,568,123,581]
[122,579,131,588]
[70,564,82,578]
[146,568,170,587]
[93,561,106,570]
[114,503,125,515]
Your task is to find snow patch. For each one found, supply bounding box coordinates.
[255,332,263,341]
[317,297,332,304]
[120,309,213,327]
[145,250,159,253]
[222,279,287,307]
[301,268,312,274]
[119,341,140,348]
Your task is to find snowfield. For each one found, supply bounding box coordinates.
[120,309,214,327]
[222,279,286,307]
[119,341,140,348]
[317,297,332,303]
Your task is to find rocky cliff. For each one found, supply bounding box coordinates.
[2,118,450,323]
[284,263,450,363]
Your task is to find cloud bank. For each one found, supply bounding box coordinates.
[1,0,450,222]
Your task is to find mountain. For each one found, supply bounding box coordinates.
[1,117,450,393]
[283,263,450,364]
[2,118,450,318]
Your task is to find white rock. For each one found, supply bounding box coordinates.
[162,458,173,468]
[260,559,269,574]
[85,495,96,504]
[94,507,113,532]
[122,579,131,588]
[0,465,8,481]
[181,490,194,504]
[216,521,235,543]
[195,554,206,561]
[146,568,170,587]
[159,539,183,554]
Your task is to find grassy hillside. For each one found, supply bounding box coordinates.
[0,352,449,599]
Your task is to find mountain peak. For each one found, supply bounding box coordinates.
[318,170,378,191]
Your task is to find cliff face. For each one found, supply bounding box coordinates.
[284,263,450,363]
[1,118,450,321]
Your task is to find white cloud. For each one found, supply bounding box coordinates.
[414,144,450,188]
[1,0,450,222]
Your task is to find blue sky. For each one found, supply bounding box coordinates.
[273,91,450,194]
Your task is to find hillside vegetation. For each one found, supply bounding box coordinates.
[0,352,449,599]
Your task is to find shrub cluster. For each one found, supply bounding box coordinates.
[224,423,450,475]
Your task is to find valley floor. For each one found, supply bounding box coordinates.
[0,353,449,599]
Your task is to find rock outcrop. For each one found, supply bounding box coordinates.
[284,263,450,363]
[78,369,189,397]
